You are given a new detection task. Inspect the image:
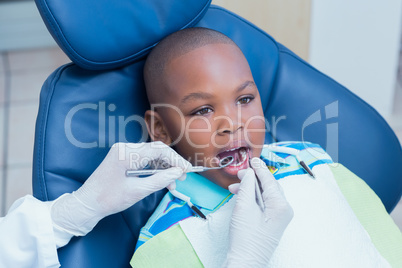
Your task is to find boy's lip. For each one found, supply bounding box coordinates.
[215,140,251,175]
[216,140,250,156]
[218,147,250,176]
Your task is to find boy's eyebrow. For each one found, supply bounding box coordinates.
[180,81,256,104]
[237,80,256,92]
[181,92,213,104]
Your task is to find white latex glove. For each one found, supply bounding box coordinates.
[50,142,191,247]
[225,157,293,267]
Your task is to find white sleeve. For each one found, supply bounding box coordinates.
[0,195,60,268]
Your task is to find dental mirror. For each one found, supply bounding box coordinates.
[126,156,234,177]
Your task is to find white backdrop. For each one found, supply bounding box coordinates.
[309,0,402,118]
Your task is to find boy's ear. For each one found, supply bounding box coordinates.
[144,110,172,145]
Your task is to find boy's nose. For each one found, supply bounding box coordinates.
[217,119,244,135]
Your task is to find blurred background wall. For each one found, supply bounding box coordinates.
[213,0,312,61]
[1,0,401,229]
[214,0,402,118]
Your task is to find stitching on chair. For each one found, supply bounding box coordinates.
[36,64,74,201]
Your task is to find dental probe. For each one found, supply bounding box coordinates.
[169,189,207,219]
[263,144,315,179]
[248,152,265,212]
[126,156,234,177]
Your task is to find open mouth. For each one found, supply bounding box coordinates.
[217,147,250,175]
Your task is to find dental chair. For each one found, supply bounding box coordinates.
[33,0,402,267]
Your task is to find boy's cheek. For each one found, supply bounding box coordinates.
[183,131,212,149]
[181,119,213,147]
[173,134,215,165]
[245,121,266,150]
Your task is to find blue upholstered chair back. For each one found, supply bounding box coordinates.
[33,1,402,267]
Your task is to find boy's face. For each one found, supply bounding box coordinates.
[146,43,265,189]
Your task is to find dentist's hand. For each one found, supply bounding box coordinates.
[50,142,191,247]
[225,158,293,267]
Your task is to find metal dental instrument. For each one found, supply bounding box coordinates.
[263,144,315,179]
[169,189,207,220]
[126,156,234,177]
[248,151,265,212]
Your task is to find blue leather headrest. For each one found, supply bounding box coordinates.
[35,0,211,70]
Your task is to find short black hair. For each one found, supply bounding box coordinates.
[144,27,238,104]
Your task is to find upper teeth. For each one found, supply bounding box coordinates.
[225,147,240,152]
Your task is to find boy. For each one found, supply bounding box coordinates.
[131,27,400,267]
[143,27,265,190]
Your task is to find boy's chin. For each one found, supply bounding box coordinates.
[201,169,243,190]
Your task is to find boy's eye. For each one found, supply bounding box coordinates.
[237,96,254,105]
[193,107,213,115]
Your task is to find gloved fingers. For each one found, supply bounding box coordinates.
[236,168,257,204]
[250,157,292,222]
[128,167,184,194]
[250,157,275,185]
[228,183,240,194]
[230,168,253,194]
[167,181,176,191]
[178,173,187,181]
[250,157,282,200]
[120,142,192,172]
[155,144,192,172]
[237,169,248,180]
[108,142,148,170]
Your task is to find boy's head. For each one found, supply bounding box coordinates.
[144,27,265,189]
